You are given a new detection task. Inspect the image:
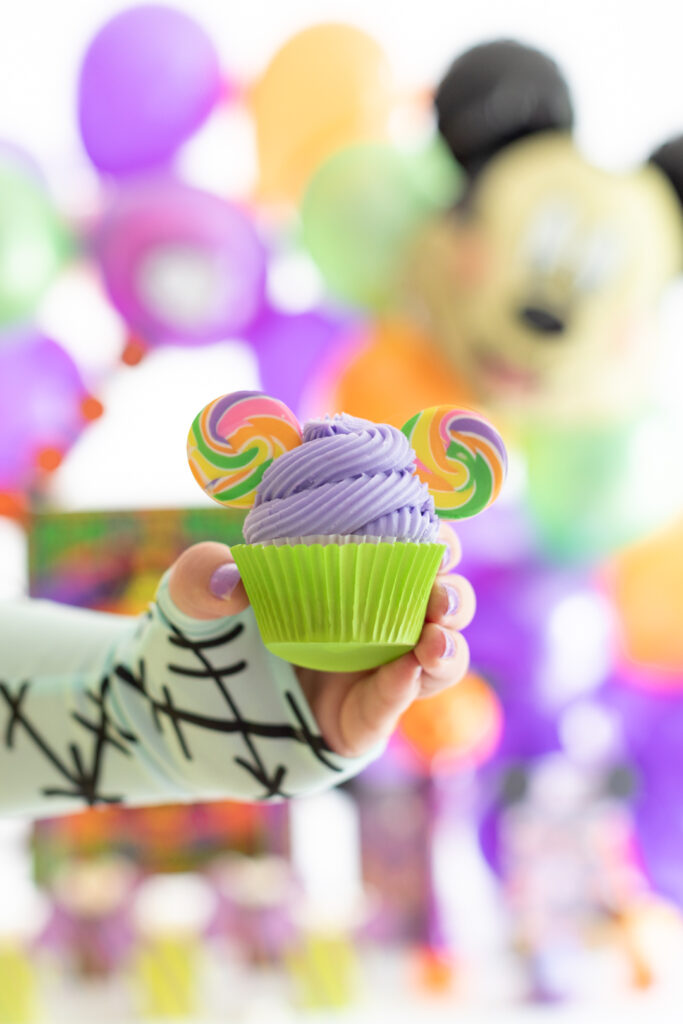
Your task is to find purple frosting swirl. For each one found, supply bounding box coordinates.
[242,413,439,543]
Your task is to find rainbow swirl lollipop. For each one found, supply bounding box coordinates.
[187,391,302,509]
[402,406,507,519]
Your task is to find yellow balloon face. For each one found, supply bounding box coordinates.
[403,135,683,426]
[249,23,394,203]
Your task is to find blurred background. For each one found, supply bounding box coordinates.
[2,1,683,1021]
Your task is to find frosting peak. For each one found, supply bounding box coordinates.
[242,413,439,544]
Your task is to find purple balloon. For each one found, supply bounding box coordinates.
[458,530,603,760]
[0,331,89,494]
[600,675,677,766]
[454,501,540,569]
[634,783,683,907]
[602,676,683,905]
[95,179,267,346]
[79,5,223,176]
[247,307,357,418]
[477,794,505,875]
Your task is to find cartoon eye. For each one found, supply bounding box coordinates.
[572,230,623,292]
[523,201,578,274]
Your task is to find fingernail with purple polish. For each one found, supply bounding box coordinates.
[444,585,460,616]
[440,629,456,659]
[440,547,451,570]
[209,563,241,600]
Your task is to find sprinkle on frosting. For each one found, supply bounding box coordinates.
[242,413,439,544]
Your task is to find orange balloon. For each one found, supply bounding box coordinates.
[249,23,394,203]
[608,515,683,677]
[399,672,502,769]
[323,318,475,429]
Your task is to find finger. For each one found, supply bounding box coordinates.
[437,521,462,574]
[337,654,423,757]
[413,623,470,697]
[425,574,476,631]
[167,541,249,620]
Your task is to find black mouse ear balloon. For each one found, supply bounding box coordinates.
[434,39,574,178]
[649,135,683,210]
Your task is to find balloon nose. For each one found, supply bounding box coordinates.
[518,306,566,336]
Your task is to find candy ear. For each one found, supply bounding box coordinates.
[649,135,683,209]
[187,391,303,510]
[434,39,574,178]
[402,405,507,520]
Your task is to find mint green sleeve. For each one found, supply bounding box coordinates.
[0,575,378,818]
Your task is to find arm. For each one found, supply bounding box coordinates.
[1,536,473,819]
[0,579,373,818]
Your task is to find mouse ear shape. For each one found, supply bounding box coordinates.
[187,391,303,509]
[402,406,507,520]
[649,135,683,208]
[434,39,574,178]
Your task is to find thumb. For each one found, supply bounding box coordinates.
[167,541,249,620]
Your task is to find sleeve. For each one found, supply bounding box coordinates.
[0,575,380,819]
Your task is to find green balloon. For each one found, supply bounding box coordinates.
[402,134,463,209]
[523,415,680,563]
[0,163,70,326]
[301,137,462,311]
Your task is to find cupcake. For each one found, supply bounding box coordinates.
[188,392,507,673]
[231,412,445,671]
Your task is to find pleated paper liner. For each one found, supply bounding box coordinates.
[231,539,445,672]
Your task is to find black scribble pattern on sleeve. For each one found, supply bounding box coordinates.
[114,620,340,801]
[1,617,341,810]
[0,674,136,807]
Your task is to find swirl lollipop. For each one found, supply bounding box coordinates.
[187,391,302,509]
[402,406,507,519]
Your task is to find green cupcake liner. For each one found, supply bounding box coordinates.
[231,541,444,672]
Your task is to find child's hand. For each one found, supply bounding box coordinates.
[168,530,474,759]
